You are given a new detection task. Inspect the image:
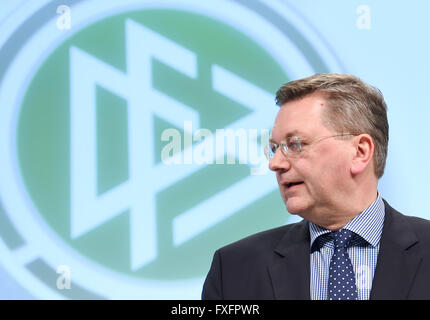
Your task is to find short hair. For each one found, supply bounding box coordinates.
[275,73,389,178]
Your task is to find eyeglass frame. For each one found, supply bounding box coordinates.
[264,133,355,160]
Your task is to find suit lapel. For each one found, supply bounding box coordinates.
[268,219,311,299]
[370,201,423,299]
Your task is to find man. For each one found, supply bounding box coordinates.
[202,73,430,300]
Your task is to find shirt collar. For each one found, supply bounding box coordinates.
[309,193,385,250]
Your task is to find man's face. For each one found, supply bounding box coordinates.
[270,94,355,223]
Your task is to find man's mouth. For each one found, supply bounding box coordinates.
[286,181,304,189]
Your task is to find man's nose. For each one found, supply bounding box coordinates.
[268,148,291,172]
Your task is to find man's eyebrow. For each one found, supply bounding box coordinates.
[270,130,307,142]
[284,129,306,137]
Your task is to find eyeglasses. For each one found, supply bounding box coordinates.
[264,133,354,160]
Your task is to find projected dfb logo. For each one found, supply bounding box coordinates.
[0,0,343,298]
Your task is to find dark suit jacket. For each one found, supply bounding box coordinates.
[202,200,430,299]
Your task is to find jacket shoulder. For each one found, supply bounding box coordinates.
[385,200,430,244]
[217,220,305,258]
[400,214,430,243]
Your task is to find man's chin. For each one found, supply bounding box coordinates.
[285,198,308,215]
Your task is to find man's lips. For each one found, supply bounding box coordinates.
[281,181,304,189]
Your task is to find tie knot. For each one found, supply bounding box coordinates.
[332,229,354,248]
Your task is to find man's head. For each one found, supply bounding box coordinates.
[269,73,388,229]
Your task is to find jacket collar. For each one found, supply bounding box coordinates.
[269,218,311,299]
[370,200,422,299]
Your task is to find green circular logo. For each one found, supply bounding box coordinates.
[18,7,288,279]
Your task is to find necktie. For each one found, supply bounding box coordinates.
[328,229,358,300]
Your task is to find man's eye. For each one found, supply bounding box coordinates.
[288,142,300,151]
[270,144,278,153]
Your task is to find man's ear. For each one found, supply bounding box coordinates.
[350,134,374,175]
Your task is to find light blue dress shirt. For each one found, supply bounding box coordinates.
[309,194,385,300]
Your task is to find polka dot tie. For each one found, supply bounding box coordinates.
[328,229,358,300]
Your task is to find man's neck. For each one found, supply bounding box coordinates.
[309,190,379,231]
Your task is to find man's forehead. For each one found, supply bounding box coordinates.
[271,111,316,139]
[271,95,327,139]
